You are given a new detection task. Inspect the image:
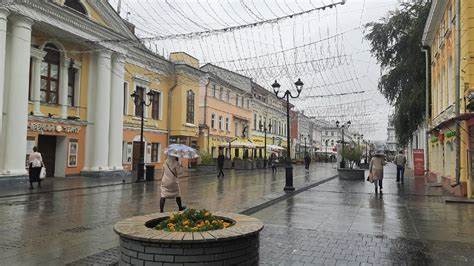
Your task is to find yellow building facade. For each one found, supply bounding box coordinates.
[0,0,200,177]
[422,0,474,196]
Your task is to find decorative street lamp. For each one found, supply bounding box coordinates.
[354,133,364,148]
[272,78,303,192]
[131,89,155,182]
[325,139,329,162]
[336,120,351,169]
[300,134,310,155]
[259,121,272,168]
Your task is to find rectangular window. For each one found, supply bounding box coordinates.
[212,84,216,97]
[135,86,145,117]
[211,113,216,128]
[151,143,160,162]
[236,94,239,106]
[219,116,223,130]
[67,67,76,106]
[226,117,230,131]
[186,90,195,124]
[68,139,78,167]
[447,57,453,105]
[235,122,239,136]
[253,114,257,130]
[123,82,129,115]
[235,148,240,158]
[151,91,161,120]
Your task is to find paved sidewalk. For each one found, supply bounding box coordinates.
[255,164,474,265]
[0,162,337,265]
[0,168,218,198]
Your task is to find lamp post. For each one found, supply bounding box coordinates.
[336,120,351,169]
[131,89,155,182]
[272,78,303,192]
[259,121,272,168]
[325,139,329,162]
[301,134,310,155]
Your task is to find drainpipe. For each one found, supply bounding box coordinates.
[167,74,178,147]
[455,0,461,185]
[204,77,211,153]
[422,46,430,178]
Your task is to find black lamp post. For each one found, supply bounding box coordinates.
[325,139,329,162]
[301,134,310,155]
[272,78,303,192]
[336,120,351,169]
[131,89,155,182]
[259,121,272,168]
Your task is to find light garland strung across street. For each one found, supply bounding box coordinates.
[88,1,346,43]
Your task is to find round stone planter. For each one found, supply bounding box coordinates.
[114,212,264,266]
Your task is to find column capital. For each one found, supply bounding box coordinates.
[113,53,126,64]
[9,15,34,30]
[0,7,10,20]
[97,49,112,59]
[30,47,46,60]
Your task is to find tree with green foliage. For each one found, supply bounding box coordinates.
[364,2,431,147]
[341,146,363,169]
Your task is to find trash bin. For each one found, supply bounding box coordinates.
[145,165,155,181]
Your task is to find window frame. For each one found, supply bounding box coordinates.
[134,86,145,117]
[40,44,61,104]
[151,90,161,120]
[67,66,76,107]
[151,143,160,162]
[211,113,216,129]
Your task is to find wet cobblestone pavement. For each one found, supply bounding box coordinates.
[2,163,474,265]
[0,163,336,265]
[254,164,474,265]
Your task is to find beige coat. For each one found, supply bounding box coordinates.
[369,156,386,182]
[160,157,184,198]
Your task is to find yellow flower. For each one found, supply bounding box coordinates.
[204,212,210,217]
[183,220,190,226]
[223,222,230,228]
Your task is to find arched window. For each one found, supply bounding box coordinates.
[64,0,87,15]
[186,90,194,124]
[41,44,60,104]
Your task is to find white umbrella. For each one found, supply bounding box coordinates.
[164,144,199,159]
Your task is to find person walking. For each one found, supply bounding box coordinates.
[394,150,407,183]
[28,146,44,189]
[270,153,278,174]
[304,153,311,170]
[217,150,225,178]
[369,150,386,194]
[160,156,186,213]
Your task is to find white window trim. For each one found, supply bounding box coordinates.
[219,115,223,130]
[152,89,163,120]
[211,113,216,129]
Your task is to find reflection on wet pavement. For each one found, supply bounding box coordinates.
[0,163,336,265]
[255,164,474,265]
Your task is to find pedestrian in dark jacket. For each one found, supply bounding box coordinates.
[304,153,311,170]
[217,151,225,178]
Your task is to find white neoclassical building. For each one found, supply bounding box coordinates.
[0,0,180,178]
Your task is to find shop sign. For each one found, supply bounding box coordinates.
[413,149,424,176]
[444,131,456,138]
[28,123,80,134]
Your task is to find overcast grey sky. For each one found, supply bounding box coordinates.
[110,0,400,141]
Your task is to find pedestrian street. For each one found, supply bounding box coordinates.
[0,163,336,265]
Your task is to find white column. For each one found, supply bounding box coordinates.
[89,50,112,171]
[0,8,10,172]
[108,53,125,170]
[59,59,69,118]
[30,48,46,116]
[2,15,33,176]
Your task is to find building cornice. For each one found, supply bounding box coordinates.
[422,0,449,46]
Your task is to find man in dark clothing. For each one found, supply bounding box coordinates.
[304,153,311,170]
[217,150,225,178]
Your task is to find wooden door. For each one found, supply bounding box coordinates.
[38,135,56,177]
[132,141,141,171]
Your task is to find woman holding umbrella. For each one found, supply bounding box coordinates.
[160,144,199,212]
[160,155,186,213]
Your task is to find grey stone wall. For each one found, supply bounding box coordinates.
[119,234,259,266]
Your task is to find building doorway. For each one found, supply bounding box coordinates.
[132,141,142,171]
[38,135,56,177]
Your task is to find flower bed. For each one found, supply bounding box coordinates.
[114,211,263,265]
[154,209,233,232]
